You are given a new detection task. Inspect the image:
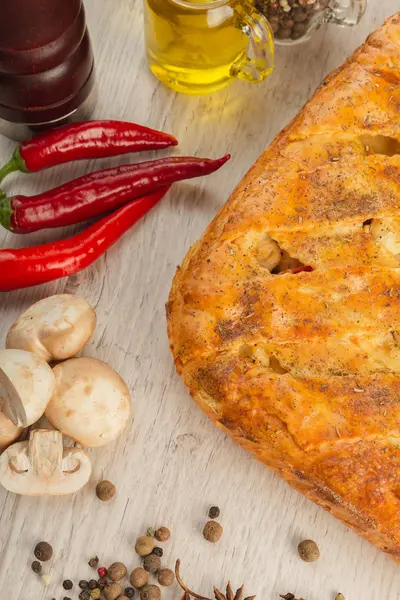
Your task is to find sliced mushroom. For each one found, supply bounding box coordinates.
[45,357,131,448]
[0,350,55,427]
[6,294,97,362]
[0,412,23,453]
[0,429,91,495]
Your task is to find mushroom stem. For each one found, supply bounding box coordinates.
[28,429,63,478]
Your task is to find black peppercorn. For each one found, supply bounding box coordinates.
[208,506,220,519]
[34,541,53,562]
[88,556,99,568]
[31,560,42,574]
[152,547,163,557]
[79,592,91,600]
[63,580,73,590]
[98,577,108,589]
[79,581,89,590]
[89,579,98,590]
[125,588,135,598]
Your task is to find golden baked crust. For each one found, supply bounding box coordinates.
[167,14,400,559]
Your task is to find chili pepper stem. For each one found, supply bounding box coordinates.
[0,192,12,231]
[0,159,18,184]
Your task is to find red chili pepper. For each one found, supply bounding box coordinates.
[0,120,178,182]
[0,154,230,233]
[0,187,169,292]
[291,265,313,274]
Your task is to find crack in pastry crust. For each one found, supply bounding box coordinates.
[167,14,400,560]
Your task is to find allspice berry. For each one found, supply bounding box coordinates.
[155,526,170,542]
[158,568,175,587]
[135,536,155,556]
[203,520,223,543]
[130,567,149,589]
[140,585,161,600]
[108,562,127,581]
[96,480,116,502]
[298,539,320,562]
[143,554,161,574]
[103,582,122,600]
[34,541,53,561]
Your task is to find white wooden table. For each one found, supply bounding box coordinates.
[0,2,399,599]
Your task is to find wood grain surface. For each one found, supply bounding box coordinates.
[0,2,399,599]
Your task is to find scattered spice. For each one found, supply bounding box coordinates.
[119,597,130,600]
[140,584,161,600]
[280,595,295,600]
[155,526,170,542]
[335,595,345,600]
[143,554,161,574]
[158,568,175,587]
[98,567,107,579]
[31,560,42,574]
[103,582,122,600]
[88,579,99,589]
[79,591,91,600]
[63,597,72,600]
[176,559,256,600]
[41,574,52,586]
[136,536,156,556]
[90,589,101,599]
[79,580,89,589]
[255,0,329,41]
[297,539,320,562]
[152,547,163,557]
[203,520,223,543]
[108,562,127,581]
[125,587,136,598]
[98,577,108,589]
[88,556,100,569]
[34,541,53,561]
[208,506,220,519]
[130,567,149,588]
[96,480,116,502]
[63,580,73,590]
[147,527,156,537]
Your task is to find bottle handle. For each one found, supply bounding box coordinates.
[231,3,274,84]
[326,0,367,27]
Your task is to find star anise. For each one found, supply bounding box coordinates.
[175,559,256,600]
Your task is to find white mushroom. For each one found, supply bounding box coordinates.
[0,412,23,453]
[45,357,131,447]
[6,294,96,363]
[0,350,55,427]
[0,429,91,495]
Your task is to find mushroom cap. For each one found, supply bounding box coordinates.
[0,350,55,427]
[0,412,23,453]
[6,294,96,362]
[45,357,131,447]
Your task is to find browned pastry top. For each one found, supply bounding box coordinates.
[167,14,400,560]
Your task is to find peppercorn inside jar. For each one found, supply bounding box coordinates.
[255,0,367,44]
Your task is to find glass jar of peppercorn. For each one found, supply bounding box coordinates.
[255,0,367,44]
